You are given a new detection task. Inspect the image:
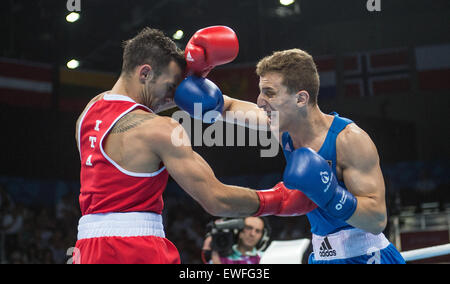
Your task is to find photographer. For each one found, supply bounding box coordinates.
[202,217,270,264]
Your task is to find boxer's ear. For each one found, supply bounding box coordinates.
[296,90,309,107]
[138,64,153,84]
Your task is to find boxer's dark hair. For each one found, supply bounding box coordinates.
[121,27,185,78]
[256,49,320,105]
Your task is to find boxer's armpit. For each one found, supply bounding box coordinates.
[111,113,155,134]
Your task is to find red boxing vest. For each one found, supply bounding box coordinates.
[77,94,169,216]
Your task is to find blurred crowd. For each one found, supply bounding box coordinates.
[0,185,79,264]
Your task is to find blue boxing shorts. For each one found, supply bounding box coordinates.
[308,228,406,264]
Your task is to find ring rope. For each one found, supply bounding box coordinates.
[400,243,450,262]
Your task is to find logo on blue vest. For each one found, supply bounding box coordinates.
[284,143,292,152]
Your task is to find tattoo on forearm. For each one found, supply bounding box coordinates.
[110,113,154,134]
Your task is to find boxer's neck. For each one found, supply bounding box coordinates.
[110,76,146,106]
[288,105,333,150]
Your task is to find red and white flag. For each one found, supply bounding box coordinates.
[415,44,450,91]
[0,58,53,108]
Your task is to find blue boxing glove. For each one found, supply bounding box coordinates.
[283,147,357,221]
[174,75,224,124]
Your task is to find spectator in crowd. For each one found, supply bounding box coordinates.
[201,217,270,264]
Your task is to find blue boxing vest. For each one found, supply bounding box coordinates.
[281,112,354,236]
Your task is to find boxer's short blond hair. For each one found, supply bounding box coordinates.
[256,49,320,105]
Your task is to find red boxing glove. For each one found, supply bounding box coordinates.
[254,182,318,217]
[185,26,239,77]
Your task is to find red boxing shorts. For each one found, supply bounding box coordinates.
[74,212,180,264]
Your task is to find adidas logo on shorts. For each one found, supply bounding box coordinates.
[319,237,337,258]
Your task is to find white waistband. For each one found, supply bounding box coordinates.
[77,212,165,240]
[312,228,390,261]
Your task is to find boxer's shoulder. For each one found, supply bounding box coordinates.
[139,114,181,135]
[336,122,365,145]
[110,109,157,134]
[131,114,190,150]
[82,93,104,113]
[76,94,105,123]
[75,93,108,147]
[336,123,379,170]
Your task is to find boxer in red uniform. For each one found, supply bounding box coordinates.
[74,27,317,264]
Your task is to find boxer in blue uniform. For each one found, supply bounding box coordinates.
[176,48,405,264]
[281,114,404,264]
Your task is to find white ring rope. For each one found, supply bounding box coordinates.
[401,243,450,262]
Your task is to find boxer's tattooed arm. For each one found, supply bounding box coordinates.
[110,113,155,134]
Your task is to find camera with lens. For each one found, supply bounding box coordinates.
[207,218,245,257]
